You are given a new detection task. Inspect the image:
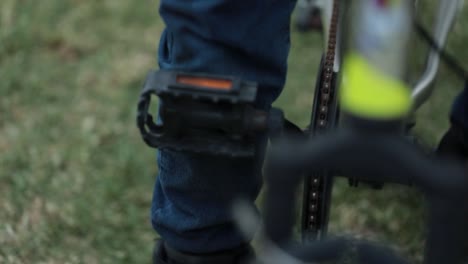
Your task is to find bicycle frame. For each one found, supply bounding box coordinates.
[300,0,464,240]
[265,0,468,263]
[412,0,463,108]
[319,0,463,109]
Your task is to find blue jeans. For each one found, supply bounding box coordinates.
[151,0,297,254]
[451,82,468,129]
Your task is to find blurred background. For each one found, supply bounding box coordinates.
[0,0,467,263]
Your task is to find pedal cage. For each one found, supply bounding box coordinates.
[137,70,274,157]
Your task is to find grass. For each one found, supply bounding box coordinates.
[0,0,467,263]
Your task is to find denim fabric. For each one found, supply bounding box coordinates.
[451,82,468,130]
[151,0,297,253]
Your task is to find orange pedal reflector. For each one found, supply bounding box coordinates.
[176,75,233,90]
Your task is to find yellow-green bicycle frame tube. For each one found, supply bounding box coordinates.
[340,53,412,120]
[340,0,412,120]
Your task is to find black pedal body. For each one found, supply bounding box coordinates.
[137,70,276,157]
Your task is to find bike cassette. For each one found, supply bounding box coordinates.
[137,70,283,157]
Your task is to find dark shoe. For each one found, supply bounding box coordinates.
[153,240,255,264]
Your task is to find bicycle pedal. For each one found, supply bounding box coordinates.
[137,70,282,157]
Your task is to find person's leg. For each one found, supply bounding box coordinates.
[151,0,297,259]
[438,82,468,157]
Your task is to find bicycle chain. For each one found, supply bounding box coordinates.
[304,0,340,237]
